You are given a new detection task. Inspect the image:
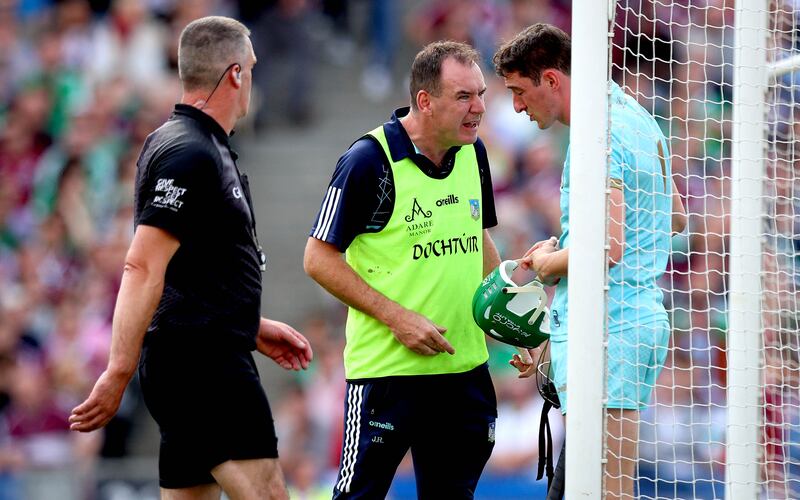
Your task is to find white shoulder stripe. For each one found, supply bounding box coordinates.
[320,188,342,242]
[313,186,336,239]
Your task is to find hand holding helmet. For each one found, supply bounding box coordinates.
[472,260,551,350]
[519,236,561,286]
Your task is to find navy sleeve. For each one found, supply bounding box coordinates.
[475,138,498,229]
[310,138,387,251]
[137,146,218,241]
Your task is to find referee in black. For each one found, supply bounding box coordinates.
[69,16,312,499]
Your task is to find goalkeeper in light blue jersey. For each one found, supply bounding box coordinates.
[493,23,687,499]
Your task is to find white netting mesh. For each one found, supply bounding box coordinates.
[764,2,800,497]
[606,1,800,498]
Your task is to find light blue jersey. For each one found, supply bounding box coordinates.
[550,82,672,340]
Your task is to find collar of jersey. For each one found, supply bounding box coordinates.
[173,104,232,145]
[384,107,461,179]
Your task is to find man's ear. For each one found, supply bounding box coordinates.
[416,90,432,114]
[232,64,242,87]
[542,69,559,91]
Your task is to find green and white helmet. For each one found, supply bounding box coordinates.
[472,260,551,349]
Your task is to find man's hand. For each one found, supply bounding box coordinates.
[518,236,560,285]
[256,318,313,370]
[518,236,558,271]
[509,342,548,379]
[521,237,558,260]
[386,307,454,356]
[69,369,129,432]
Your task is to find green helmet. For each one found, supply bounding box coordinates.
[472,260,551,349]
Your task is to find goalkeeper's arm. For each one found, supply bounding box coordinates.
[524,188,625,282]
[671,177,687,234]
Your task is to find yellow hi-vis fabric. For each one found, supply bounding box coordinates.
[343,125,489,379]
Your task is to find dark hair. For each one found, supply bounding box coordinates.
[493,23,571,85]
[178,16,251,92]
[409,41,481,110]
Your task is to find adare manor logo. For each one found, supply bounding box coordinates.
[405,198,432,223]
[405,198,433,238]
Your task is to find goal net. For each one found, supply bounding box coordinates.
[597,0,800,498]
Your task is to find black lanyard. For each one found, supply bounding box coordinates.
[231,152,267,272]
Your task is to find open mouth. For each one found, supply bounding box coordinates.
[463,121,480,129]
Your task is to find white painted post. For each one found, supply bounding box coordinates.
[727,0,766,498]
[566,0,611,497]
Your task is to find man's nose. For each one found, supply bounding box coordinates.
[513,95,526,114]
[472,95,486,114]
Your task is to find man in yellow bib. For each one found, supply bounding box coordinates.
[304,41,502,499]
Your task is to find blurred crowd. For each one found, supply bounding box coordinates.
[0,0,198,496]
[0,0,570,497]
[1,0,799,498]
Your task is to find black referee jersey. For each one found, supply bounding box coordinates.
[134,104,265,349]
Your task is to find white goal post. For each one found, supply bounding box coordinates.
[726,0,765,497]
[565,0,610,498]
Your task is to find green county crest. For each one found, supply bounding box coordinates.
[469,199,480,220]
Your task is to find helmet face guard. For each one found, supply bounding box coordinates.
[472,260,551,349]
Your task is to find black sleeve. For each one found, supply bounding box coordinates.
[475,138,498,229]
[137,145,218,241]
[309,138,388,251]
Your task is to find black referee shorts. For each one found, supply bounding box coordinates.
[333,363,497,499]
[139,330,279,489]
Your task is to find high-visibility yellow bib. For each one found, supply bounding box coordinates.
[344,125,488,379]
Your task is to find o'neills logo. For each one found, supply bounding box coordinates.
[436,194,459,206]
[413,234,479,260]
[369,421,395,430]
